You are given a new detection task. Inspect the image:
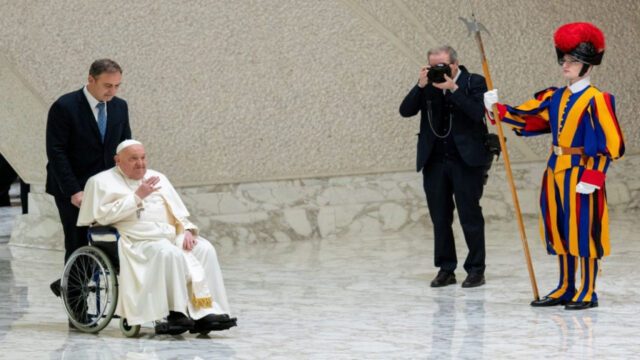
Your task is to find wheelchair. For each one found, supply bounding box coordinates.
[60,226,141,337]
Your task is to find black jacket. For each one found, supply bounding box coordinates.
[399,66,489,171]
[45,88,131,198]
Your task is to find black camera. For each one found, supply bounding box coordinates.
[427,63,452,84]
[482,133,504,185]
[484,133,503,159]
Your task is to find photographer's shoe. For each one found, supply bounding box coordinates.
[430,270,456,287]
[461,274,485,288]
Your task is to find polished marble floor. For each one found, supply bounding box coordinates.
[1,208,640,359]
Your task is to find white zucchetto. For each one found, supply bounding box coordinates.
[116,139,143,154]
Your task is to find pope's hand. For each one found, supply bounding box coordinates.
[484,89,499,113]
[135,176,161,199]
[183,230,198,251]
[576,182,597,194]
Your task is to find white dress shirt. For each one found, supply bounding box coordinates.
[82,86,106,122]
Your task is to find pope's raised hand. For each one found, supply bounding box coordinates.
[135,176,161,199]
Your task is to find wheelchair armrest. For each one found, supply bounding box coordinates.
[88,226,120,242]
[89,225,118,233]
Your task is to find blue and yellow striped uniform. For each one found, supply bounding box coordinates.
[496,83,625,302]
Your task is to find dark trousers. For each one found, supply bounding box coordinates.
[54,196,88,263]
[423,154,486,275]
[0,154,18,207]
[20,180,29,214]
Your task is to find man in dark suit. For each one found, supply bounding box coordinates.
[399,45,490,288]
[46,59,131,296]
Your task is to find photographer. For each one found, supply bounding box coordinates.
[399,45,491,288]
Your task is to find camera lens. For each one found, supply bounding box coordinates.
[427,63,451,84]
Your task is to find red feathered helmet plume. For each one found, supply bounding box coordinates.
[554,22,605,65]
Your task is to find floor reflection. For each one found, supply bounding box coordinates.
[0,214,639,359]
[427,291,456,360]
[459,290,485,360]
[53,335,237,360]
[0,256,28,343]
[549,312,597,358]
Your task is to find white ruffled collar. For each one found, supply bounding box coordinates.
[568,76,591,93]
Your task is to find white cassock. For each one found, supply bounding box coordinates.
[77,167,231,325]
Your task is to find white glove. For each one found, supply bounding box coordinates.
[576,182,598,194]
[484,89,499,114]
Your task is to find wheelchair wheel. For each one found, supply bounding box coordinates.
[120,318,141,337]
[61,245,118,333]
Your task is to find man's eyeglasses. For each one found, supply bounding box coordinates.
[558,57,581,66]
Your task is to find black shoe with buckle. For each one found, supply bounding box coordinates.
[564,301,598,310]
[530,296,567,307]
[430,270,456,287]
[461,273,485,288]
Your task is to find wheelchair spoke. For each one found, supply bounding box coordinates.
[81,255,92,280]
[62,245,118,332]
[70,258,86,286]
[67,295,83,310]
[67,264,86,286]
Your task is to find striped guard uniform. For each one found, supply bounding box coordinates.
[495,78,625,302]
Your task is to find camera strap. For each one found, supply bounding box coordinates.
[426,100,452,139]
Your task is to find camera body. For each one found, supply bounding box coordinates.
[427,63,452,84]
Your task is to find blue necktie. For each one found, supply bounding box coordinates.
[96,102,107,142]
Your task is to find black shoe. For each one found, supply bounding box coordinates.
[168,311,195,327]
[530,296,567,307]
[564,301,598,310]
[155,322,182,335]
[200,313,230,322]
[430,270,456,287]
[50,279,61,297]
[156,311,195,335]
[461,274,485,288]
[189,313,237,334]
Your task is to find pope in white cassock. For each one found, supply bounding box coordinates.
[77,139,236,334]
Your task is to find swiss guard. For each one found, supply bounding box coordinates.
[483,22,625,310]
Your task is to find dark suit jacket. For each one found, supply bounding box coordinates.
[46,88,131,198]
[399,66,489,171]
